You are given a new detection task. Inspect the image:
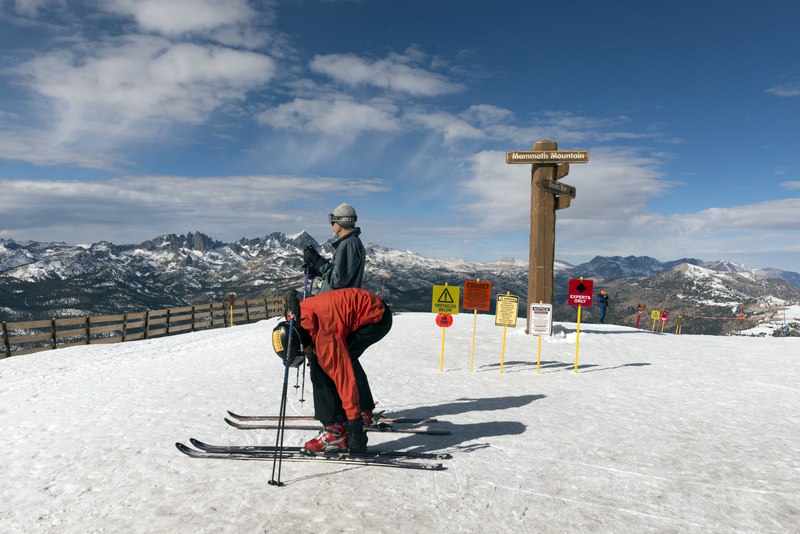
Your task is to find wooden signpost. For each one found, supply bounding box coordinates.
[506,140,589,333]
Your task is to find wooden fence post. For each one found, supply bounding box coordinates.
[2,321,9,359]
[85,316,91,345]
[191,305,196,332]
[245,301,251,323]
[166,308,171,335]
[144,310,151,339]
[122,312,128,342]
[51,318,57,349]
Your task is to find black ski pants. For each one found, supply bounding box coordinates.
[308,302,392,425]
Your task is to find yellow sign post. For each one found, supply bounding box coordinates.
[226,293,236,327]
[463,279,491,372]
[567,278,593,373]
[529,302,552,374]
[432,283,460,371]
[495,292,519,373]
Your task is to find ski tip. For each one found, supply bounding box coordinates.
[227,410,243,419]
[189,438,208,449]
[175,442,195,454]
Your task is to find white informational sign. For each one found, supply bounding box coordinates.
[529,303,553,336]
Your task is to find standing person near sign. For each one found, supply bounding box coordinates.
[302,203,365,292]
[271,288,392,454]
[597,290,609,323]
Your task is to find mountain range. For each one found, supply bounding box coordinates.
[2,231,799,336]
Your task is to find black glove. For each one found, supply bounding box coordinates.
[284,290,301,320]
[303,262,321,278]
[302,245,328,277]
[346,418,368,454]
[303,245,321,265]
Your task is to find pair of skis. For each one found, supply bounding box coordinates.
[223,411,450,435]
[177,438,448,470]
[176,411,451,471]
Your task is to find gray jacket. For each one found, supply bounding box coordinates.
[319,227,365,292]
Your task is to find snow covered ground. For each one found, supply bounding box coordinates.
[1,313,798,533]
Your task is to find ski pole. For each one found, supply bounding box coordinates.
[303,265,311,298]
[291,266,312,395]
[299,358,307,403]
[298,265,311,403]
[269,315,295,487]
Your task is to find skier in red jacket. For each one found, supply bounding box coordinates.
[271,287,392,454]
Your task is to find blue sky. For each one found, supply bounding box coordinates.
[1,0,799,271]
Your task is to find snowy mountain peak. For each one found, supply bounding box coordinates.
[2,233,800,336]
[699,259,750,272]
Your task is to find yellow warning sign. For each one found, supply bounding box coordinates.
[432,284,460,314]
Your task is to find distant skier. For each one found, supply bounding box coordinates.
[597,290,609,323]
[271,287,392,454]
[302,203,365,292]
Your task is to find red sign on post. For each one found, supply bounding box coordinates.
[463,280,492,311]
[567,279,594,306]
[436,313,453,328]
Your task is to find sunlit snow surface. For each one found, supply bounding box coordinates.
[1,313,798,533]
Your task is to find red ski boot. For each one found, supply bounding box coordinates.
[302,422,348,454]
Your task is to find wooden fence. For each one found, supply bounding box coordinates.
[1,296,286,359]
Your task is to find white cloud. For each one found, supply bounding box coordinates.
[13,35,276,145]
[782,181,800,190]
[0,175,389,244]
[104,0,263,36]
[309,53,463,96]
[672,199,800,232]
[406,111,484,145]
[433,147,800,267]
[461,104,513,126]
[765,83,800,97]
[258,96,401,137]
[0,127,124,169]
[5,0,64,17]
[458,147,668,231]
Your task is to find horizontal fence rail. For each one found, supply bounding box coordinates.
[1,296,286,360]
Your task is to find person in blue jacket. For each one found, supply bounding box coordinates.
[302,203,365,292]
[597,290,609,323]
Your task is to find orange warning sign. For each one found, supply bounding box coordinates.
[463,280,491,311]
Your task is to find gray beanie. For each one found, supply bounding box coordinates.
[329,203,357,229]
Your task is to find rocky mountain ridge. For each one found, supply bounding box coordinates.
[2,232,799,336]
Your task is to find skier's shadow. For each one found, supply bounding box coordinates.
[370,395,543,455]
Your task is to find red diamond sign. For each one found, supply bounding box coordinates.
[567,278,594,306]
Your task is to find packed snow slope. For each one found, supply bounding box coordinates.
[1,313,798,533]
